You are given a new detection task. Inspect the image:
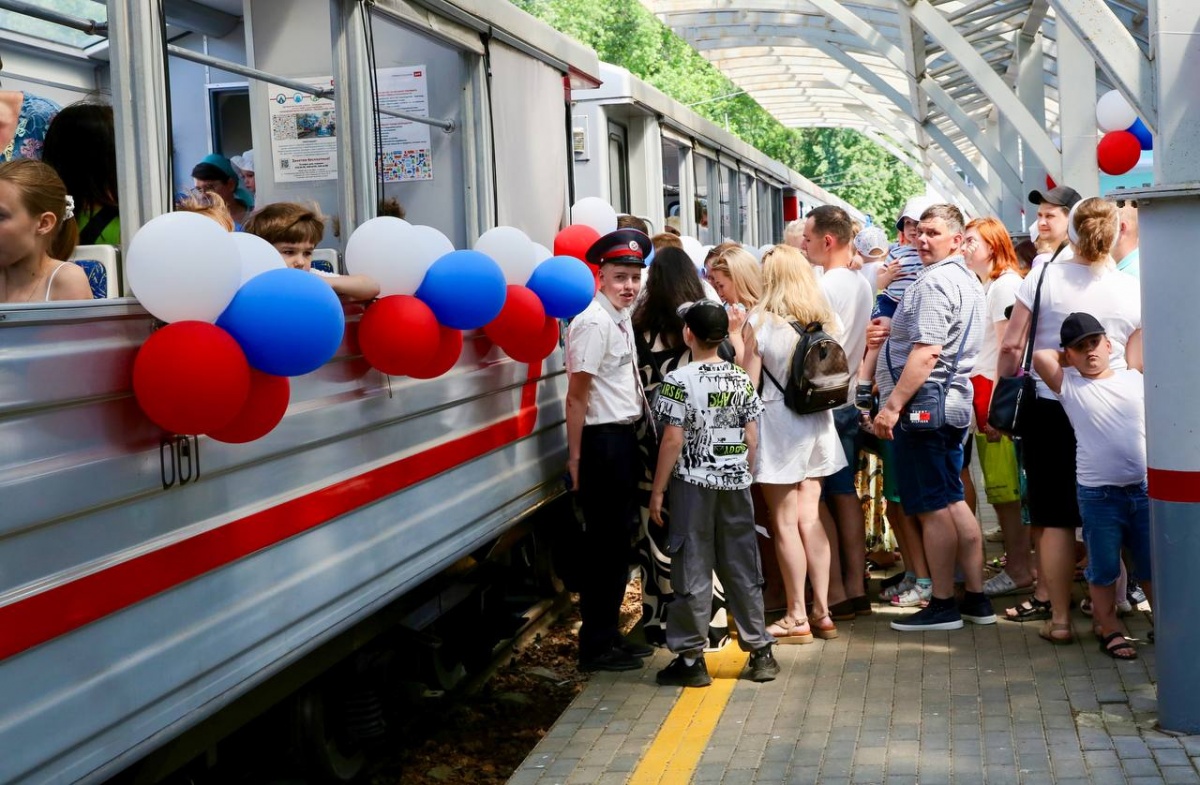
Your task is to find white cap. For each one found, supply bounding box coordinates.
[854,226,890,259]
[895,195,937,231]
[230,149,255,174]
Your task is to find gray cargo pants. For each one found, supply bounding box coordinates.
[665,477,773,657]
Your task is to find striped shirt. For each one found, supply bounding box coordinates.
[877,242,923,303]
[875,256,986,429]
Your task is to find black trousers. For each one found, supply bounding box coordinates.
[576,422,641,662]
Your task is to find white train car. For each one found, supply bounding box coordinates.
[571,62,863,245]
[0,1,600,783]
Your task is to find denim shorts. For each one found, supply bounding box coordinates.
[824,405,862,496]
[893,424,967,516]
[871,293,899,320]
[1077,481,1152,586]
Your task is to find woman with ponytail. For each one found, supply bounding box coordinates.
[0,158,89,303]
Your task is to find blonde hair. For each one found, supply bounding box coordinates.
[1071,197,1118,262]
[755,244,834,327]
[651,232,683,251]
[0,159,78,260]
[707,245,762,308]
[244,201,325,245]
[175,189,234,232]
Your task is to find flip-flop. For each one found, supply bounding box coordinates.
[983,571,1034,598]
[1098,631,1137,660]
[1003,597,1052,622]
[1039,620,1074,645]
[767,617,814,645]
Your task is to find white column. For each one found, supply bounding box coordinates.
[989,111,1023,230]
[1055,23,1100,196]
[1015,31,1047,213]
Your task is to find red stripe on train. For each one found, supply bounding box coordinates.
[0,363,544,662]
[1148,467,1200,503]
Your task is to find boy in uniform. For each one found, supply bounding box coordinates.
[649,300,779,686]
[1033,312,1151,658]
[566,228,654,672]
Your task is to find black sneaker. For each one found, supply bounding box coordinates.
[960,594,997,625]
[1129,582,1147,606]
[615,635,655,658]
[656,656,712,687]
[854,382,874,411]
[579,646,643,672]
[890,602,964,632]
[746,647,780,682]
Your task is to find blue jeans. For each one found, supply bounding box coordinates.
[1076,481,1152,587]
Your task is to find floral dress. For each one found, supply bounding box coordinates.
[633,329,730,651]
[2,92,60,162]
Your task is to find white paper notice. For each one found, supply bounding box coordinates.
[267,77,338,182]
[376,65,433,182]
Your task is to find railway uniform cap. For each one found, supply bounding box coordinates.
[585,228,651,267]
[1029,185,1082,208]
[854,225,889,260]
[1060,312,1107,348]
[895,195,937,231]
[230,149,255,175]
[677,299,729,342]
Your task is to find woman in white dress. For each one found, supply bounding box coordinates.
[742,244,847,643]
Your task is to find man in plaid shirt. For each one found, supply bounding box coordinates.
[869,204,995,633]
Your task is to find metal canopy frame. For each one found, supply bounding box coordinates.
[642,0,1153,222]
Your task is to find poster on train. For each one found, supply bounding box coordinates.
[267,76,337,182]
[376,65,433,182]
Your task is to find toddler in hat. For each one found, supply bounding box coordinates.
[1032,311,1151,659]
[649,300,779,687]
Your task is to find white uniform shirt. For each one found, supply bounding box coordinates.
[566,294,643,425]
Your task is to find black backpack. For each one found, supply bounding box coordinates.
[762,322,851,414]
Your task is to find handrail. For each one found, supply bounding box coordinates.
[0,0,106,36]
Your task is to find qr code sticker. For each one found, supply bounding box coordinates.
[280,159,290,170]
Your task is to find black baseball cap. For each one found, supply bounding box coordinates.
[1060,312,1106,348]
[585,228,651,267]
[677,300,729,342]
[1029,185,1083,209]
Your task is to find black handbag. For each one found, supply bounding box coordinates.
[884,266,976,432]
[988,242,1067,434]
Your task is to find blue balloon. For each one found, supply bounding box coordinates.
[217,267,345,377]
[526,255,596,319]
[415,250,507,330]
[1127,117,1153,151]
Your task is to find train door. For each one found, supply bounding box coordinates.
[607,121,630,214]
[738,169,753,245]
[717,159,736,242]
[693,148,717,244]
[661,130,691,236]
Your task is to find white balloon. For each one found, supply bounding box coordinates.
[1096,90,1136,133]
[474,226,537,285]
[679,235,706,268]
[531,243,552,264]
[570,197,618,234]
[758,243,775,259]
[345,216,425,296]
[232,232,286,284]
[744,244,763,262]
[127,212,241,323]
[407,224,455,270]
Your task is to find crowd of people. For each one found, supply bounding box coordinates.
[565,189,1150,687]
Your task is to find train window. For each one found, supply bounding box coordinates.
[209,87,252,160]
[718,163,735,242]
[693,152,714,244]
[661,136,687,233]
[0,2,105,49]
[757,180,773,244]
[607,122,629,214]
[738,171,753,244]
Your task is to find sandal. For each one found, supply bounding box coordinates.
[809,614,839,640]
[1098,631,1137,660]
[983,571,1034,598]
[767,617,814,645]
[1038,620,1074,645]
[1003,596,1052,622]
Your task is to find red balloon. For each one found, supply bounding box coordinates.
[503,316,561,363]
[587,262,600,293]
[553,224,600,262]
[1097,130,1141,175]
[207,370,290,444]
[484,285,546,348]
[408,326,463,379]
[133,321,251,435]
[1045,174,1057,190]
[358,295,440,375]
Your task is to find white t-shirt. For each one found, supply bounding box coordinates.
[1030,244,1075,272]
[1015,261,1141,398]
[974,270,1023,381]
[860,261,883,294]
[566,295,643,425]
[819,267,873,367]
[1057,368,1146,487]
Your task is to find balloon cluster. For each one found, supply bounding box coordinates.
[346,215,597,376]
[1095,90,1152,176]
[126,213,345,441]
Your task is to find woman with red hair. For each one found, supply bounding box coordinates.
[962,217,1031,598]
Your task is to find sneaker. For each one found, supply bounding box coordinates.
[1128,583,1147,606]
[891,602,964,632]
[746,647,780,682]
[615,636,655,658]
[580,646,643,672]
[880,575,915,601]
[854,382,874,411]
[984,528,1005,543]
[1116,599,1133,616]
[960,595,998,625]
[890,583,932,608]
[656,656,712,687]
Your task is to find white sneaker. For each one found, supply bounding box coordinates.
[880,576,915,601]
[891,584,932,608]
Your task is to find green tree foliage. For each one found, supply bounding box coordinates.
[512,0,924,224]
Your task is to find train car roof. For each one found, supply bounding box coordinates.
[578,62,862,218]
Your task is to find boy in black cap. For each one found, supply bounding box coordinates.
[649,300,779,686]
[1032,312,1151,658]
[566,227,652,672]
